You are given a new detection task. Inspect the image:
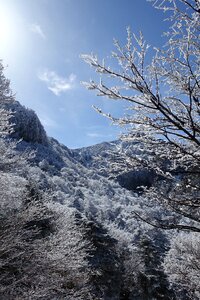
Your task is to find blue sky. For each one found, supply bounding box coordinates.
[0,0,167,148]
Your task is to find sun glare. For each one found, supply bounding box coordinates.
[0,13,13,44]
[0,5,22,54]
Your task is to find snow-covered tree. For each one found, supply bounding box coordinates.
[0,181,93,300]
[135,231,174,300]
[164,232,200,299]
[0,60,14,104]
[82,0,200,232]
[0,60,15,137]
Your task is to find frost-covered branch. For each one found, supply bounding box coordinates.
[82,0,200,232]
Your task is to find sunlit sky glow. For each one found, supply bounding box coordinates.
[0,0,167,148]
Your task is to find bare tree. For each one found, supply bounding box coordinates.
[82,0,200,232]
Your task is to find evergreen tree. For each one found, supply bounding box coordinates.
[136,231,175,300]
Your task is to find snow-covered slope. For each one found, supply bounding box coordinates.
[0,100,187,299]
[73,140,160,191]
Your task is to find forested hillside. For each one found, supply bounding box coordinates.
[0,61,199,299]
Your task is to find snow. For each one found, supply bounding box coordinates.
[0,98,198,299]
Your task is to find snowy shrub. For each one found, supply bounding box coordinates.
[0,172,27,215]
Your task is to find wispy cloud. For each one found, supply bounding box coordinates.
[38,70,76,96]
[30,23,46,39]
[87,132,102,138]
[87,132,113,138]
